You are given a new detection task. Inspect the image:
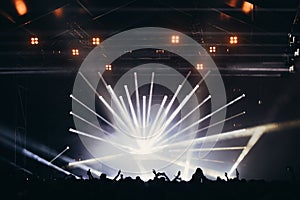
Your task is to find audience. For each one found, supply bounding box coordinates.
[2,166,299,200]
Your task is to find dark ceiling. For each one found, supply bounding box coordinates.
[0,0,299,76]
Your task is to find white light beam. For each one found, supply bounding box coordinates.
[160,94,245,145]
[151,71,192,137]
[147,95,168,138]
[69,128,134,151]
[70,94,127,135]
[50,146,70,163]
[170,146,246,152]
[70,111,110,135]
[99,95,131,133]
[124,85,139,128]
[68,154,123,166]
[146,72,155,125]
[134,72,141,126]
[156,95,211,143]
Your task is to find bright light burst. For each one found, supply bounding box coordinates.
[69,27,246,180]
[69,70,247,180]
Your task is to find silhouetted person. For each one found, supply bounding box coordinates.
[135,176,144,184]
[235,168,240,180]
[216,176,225,183]
[113,170,121,181]
[172,171,182,182]
[152,169,170,181]
[190,168,209,183]
[99,173,108,181]
[87,169,94,180]
[225,172,229,181]
[152,169,158,177]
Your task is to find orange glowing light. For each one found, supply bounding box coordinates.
[92,37,100,45]
[30,37,38,45]
[72,49,79,56]
[229,36,238,44]
[242,1,253,14]
[14,0,27,16]
[105,64,112,71]
[220,13,231,20]
[171,35,180,44]
[196,64,204,70]
[227,0,238,8]
[209,46,216,53]
[54,8,63,18]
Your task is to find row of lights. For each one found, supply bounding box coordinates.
[30,35,239,56]
[103,63,205,71]
[30,37,101,46]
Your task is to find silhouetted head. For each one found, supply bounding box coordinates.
[100,173,107,180]
[195,168,204,175]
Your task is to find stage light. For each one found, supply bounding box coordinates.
[54,7,63,18]
[289,65,294,73]
[30,37,38,45]
[171,35,180,44]
[229,36,238,44]
[14,0,27,16]
[72,48,79,56]
[49,146,70,163]
[105,64,112,71]
[155,49,165,53]
[288,33,296,46]
[92,37,100,45]
[227,0,238,7]
[242,1,253,14]
[209,46,216,53]
[196,63,204,70]
[294,48,299,57]
[22,149,79,178]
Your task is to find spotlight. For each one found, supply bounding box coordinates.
[30,37,38,45]
[209,46,216,53]
[196,63,204,70]
[155,49,165,53]
[289,65,295,73]
[288,33,296,46]
[229,36,238,44]
[105,64,112,71]
[92,37,100,45]
[294,48,299,57]
[50,146,70,163]
[72,48,79,56]
[14,0,27,16]
[171,35,180,44]
[242,1,253,14]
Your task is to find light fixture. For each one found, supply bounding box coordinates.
[196,64,204,70]
[229,36,238,44]
[92,37,100,45]
[155,49,165,53]
[294,48,299,57]
[30,37,38,45]
[105,64,112,71]
[72,49,79,56]
[209,46,216,53]
[14,0,27,16]
[171,35,180,44]
[242,1,253,14]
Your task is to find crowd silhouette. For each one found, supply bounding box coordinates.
[2,166,299,200]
